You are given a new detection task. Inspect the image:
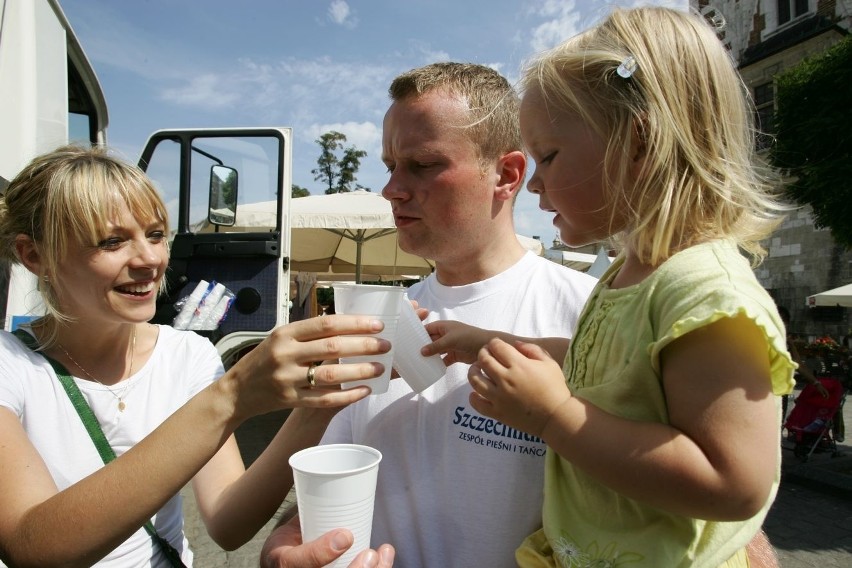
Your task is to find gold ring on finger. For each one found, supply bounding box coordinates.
[306,364,318,388]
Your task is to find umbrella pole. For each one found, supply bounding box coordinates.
[356,240,362,284]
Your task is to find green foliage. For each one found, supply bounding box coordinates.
[311,131,369,194]
[292,184,310,198]
[336,146,368,194]
[220,169,237,207]
[770,36,852,247]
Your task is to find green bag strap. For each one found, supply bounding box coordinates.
[12,329,186,568]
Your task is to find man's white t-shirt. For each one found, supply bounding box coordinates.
[0,325,223,567]
[323,252,597,568]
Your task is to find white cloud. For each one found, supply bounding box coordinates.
[157,55,392,129]
[304,121,382,159]
[525,0,688,52]
[513,191,556,244]
[328,1,358,28]
[404,40,451,65]
[160,74,242,108]
[528,0,583,52]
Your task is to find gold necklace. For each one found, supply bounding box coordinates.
[58,326,137,412]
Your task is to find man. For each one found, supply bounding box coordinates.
[261,62,780,568]
[263,62,596,568]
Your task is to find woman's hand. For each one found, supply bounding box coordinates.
[223,315,392,420]
[467,338,571,438]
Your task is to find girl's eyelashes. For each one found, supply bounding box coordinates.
[540,151,557,165]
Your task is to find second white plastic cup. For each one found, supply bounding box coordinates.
[393,296,446,392]
[333,284,404,395]
[289,444,382,568]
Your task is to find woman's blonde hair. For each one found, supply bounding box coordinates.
[0,144,169,329]
[521,6,788,265]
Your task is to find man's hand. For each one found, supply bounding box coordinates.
[260,516,394,568]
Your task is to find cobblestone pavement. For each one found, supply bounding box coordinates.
[184,390,852,566]
[181,410,293,567]
[764,476,852,568]
[765,382,852,568]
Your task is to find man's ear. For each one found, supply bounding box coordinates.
[494,150,526,202]
[14,235,43,277]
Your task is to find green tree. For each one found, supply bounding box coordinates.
[221,168,237,208]
[292,184,310,198]
[311,131,369,194]
[770,36,852,247]
[337,146,368,193]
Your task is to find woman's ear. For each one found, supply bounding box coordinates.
[14,234,43,277]
[494,150,527,202]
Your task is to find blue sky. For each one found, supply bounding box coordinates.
[59,0,685,249]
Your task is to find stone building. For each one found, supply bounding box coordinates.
[549,2,849,341]
[693,0,851,341]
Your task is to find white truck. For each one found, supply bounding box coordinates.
[1,0,294,366]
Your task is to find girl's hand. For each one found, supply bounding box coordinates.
[422,321,494,366]
[467,338,570,437]
[224,314,391,420]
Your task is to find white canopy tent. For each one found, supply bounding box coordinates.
[585,248,614,279]
[206,190,543,282]
[806,283,852,308]
[544,247,612,277]
[288,191,432,281]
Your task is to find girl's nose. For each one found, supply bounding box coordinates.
[527,171,544,195]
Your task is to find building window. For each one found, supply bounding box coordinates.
[754,82,775,150]
[778,0,809,25]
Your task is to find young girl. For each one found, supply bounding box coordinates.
[425,7,795,567]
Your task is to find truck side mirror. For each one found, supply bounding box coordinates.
[208,165,238,226]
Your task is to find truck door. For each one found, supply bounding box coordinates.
[139,128,292,366]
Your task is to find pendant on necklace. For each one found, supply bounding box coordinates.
[118,400,126,412]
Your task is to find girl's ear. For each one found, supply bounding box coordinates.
[629,116,648,178]
[494,150,527,202]
[14,235,43,277]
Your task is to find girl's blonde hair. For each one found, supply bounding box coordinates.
[0,144,169,329]
[521,6,788,265]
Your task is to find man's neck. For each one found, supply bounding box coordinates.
[434,238,527,287]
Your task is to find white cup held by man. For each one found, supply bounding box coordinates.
[289,444,383,568]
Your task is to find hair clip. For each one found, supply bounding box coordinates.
[616,55,638,79]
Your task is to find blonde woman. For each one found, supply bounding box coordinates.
[0,145,389,567]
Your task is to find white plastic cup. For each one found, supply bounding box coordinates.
[289,444,383,568]
[332,284,405,317]
[393,297,446,392]
[172,280,209,330]
[333,284,405,394]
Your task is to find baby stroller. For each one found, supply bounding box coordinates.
[784,376,846,461]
